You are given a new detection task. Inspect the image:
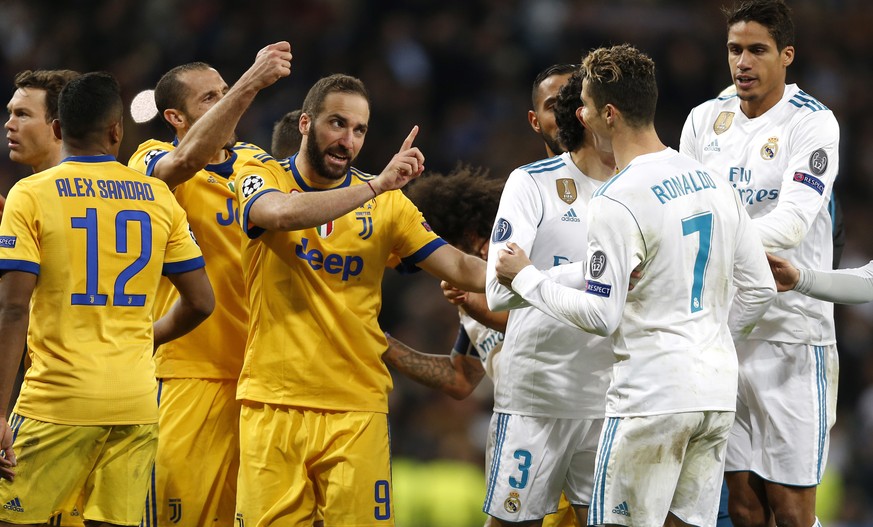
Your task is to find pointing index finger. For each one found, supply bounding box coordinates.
[400,125,419,152]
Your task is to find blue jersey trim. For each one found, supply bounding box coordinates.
[521,156,563,170]
[163,256,206,275]
[0,259,40,275]
[204,149,238,179]
[144,150,170,177]
[593,164,631,198]
[399,238,448,267]
[241,188,281,239]
[62,154,115,164]
[286,153,353,191]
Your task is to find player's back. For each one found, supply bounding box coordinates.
[593,148,746,414]
[3,155,197,425]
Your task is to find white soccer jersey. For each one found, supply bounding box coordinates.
[680,84,839,345]
[511,148,776,417]
[485,152,612,419]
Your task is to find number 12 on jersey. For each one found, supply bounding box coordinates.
[70,207,153,307]
[681,212,712,313]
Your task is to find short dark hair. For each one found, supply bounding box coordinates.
[531,64,578,107]
[13,69,80,122]
[271,109,303,159]
[301,74,369,120]
[154,62,213,131]
[403,164,502,253]
[724,0,794,51]
[58,72,122,141]
[554,71,585,152]
[581,44,658,128]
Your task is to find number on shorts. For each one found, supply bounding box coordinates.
[509,449,531,489]
[681,212,712,313]
[374,480,391,520]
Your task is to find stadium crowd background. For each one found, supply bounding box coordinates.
[2,0,872,524]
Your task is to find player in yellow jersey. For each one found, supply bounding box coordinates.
[233,73,486,527]
[0,72,213,527]
[4,69,80,421]
[127,43,291,527]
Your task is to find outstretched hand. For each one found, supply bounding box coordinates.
[372,126,425,193]
[239,41,293,92]
[767,253,799,292]
[495,242,532,287]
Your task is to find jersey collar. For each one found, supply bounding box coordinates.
[171,137,238,179]
[287,152,352,191]
[62,154,116,163]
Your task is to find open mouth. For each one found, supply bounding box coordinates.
[735,75,756,89]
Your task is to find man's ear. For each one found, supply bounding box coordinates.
[527,110,541,133]
[52,119,62,141]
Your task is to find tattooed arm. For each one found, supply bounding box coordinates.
[382,333,485,400]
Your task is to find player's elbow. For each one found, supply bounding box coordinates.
[445,384,475,400]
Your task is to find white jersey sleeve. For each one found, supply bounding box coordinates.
[794,261,873,304]
[486,168,543,311]
[753,111,839,251]
[728,193,780,339]
[679,107,703,161]
[511,196,640,337]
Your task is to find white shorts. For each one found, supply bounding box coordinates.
[588,412,733,527]
[725,341,838,486]
[483,413,602,522]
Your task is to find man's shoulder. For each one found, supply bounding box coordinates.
[515,155,567,177]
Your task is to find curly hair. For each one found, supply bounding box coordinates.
[554,71,585,152]
[403,164,503,254]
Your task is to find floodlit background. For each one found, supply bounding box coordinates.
[2,1,873,524]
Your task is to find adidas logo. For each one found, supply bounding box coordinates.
[3,497,24,513]
[612,500,630,517]
[704,139,720,152]
[561,208,581,222]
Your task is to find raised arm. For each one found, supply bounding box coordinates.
[152,42,292,189]
[246,127,424,232]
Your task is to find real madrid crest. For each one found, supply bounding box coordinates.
[760,137,779,160]
[556,179,577,205]
[504,492,521,513]
[713,112,734,135]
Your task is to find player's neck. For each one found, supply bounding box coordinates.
[739,83,786,119]
[611,127,665,171]
[571,143,616,182]
[293,146,344,188]
[61,142,116,160]
[31,149,63,173]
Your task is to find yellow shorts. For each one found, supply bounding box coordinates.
[236,403,393,527]
[0,413,157,526]
[140,378,240,527]
[542,493,581,527]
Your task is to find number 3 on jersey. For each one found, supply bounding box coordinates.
[681,212,712,313]
[70,207,152,306]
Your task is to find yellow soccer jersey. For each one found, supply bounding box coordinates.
[234,153,446,413]
[0,155,204,425]
[129,140,267,379]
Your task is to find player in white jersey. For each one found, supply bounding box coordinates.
[679,2,840,526]
[496,45,776,527]
[483,68,616,526]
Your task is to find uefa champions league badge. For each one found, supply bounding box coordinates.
[504,492,521,513]
[809,148,828,175]
[240,175,265,198]
[492,218,513,243]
